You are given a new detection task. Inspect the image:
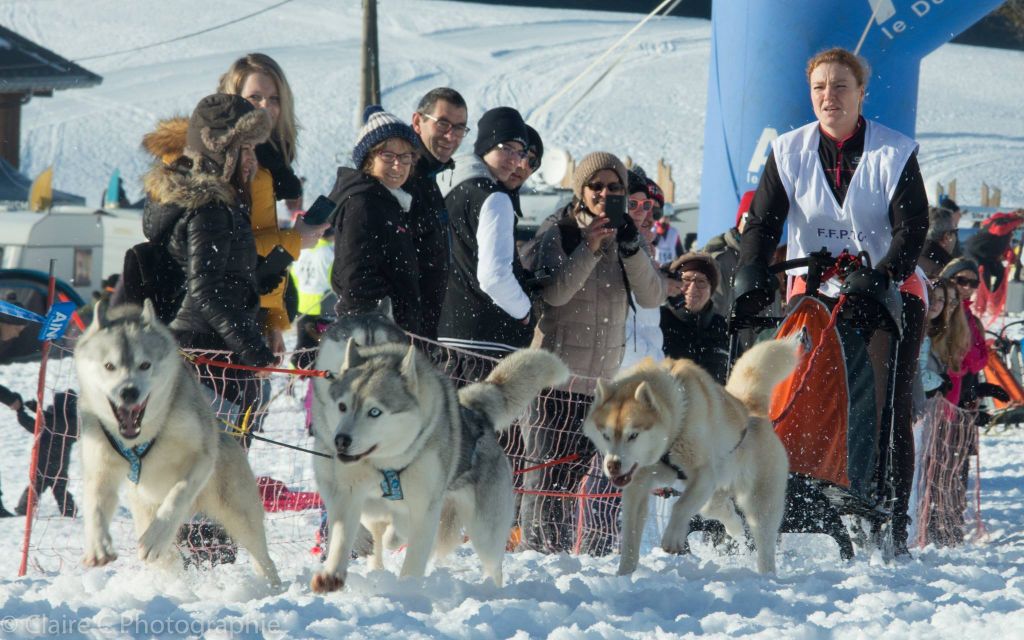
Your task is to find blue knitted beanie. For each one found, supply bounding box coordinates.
[351,105,418,169]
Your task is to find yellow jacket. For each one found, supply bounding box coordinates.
[251,166,301,332]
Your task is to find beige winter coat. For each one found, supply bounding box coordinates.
[531,210,666,389]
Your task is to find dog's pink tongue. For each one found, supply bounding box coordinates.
[117,405,143,437]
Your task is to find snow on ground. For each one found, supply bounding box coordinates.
[0,1,1023,638]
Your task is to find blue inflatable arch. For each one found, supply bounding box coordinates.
[697,0,1004,243]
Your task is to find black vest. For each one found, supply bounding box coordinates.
[438,177,532,350]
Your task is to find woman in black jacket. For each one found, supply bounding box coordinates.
[141,94,277,421]
[329,106,423,335]
[660,252,729,384]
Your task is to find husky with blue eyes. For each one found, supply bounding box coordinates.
[310,329,568,592]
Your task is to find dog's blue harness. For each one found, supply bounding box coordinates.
[101,427,155,484]
[376,406,489,501]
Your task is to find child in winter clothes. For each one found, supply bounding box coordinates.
[0,385,78,517]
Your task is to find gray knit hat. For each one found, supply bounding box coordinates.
[939,257,979,281]
[351,105,418,169]
[572,152,628,200]
[184,93,271,180]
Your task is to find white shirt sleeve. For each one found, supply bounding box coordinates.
[476,191,531,320]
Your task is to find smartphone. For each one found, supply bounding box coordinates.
[302,195,338,226]
[604,194,627,229]
[257,245,294,280]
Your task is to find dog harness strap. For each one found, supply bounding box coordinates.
[659,453,687,480]
[101,428,155,484]
[379,469,404,500]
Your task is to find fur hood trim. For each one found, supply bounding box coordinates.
[143,163,236,209]
[141,116,189,165]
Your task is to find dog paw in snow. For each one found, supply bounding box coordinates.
[310,570,346,593]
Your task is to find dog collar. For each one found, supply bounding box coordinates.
[101,427,156,484]
[379,469,404,500]
[659,453,688,481]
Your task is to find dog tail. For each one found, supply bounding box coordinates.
[725,337,800,416]
[458,349,570,431]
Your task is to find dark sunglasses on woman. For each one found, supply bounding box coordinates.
[953,276,980,289]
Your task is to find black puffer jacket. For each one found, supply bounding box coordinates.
[328,167,423,335]
[402,149,452,339]
[142,164,273,367]
[660,302,729,384]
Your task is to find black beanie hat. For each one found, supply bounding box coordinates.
[526,125,543,163]
[473,107,528,157]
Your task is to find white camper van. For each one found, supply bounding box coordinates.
[0,206,145,300]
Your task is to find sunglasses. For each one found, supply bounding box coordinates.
[629,198,655,212]
[585,181,624,194]
[953,276,980,289]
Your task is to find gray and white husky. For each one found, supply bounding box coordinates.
[310,334,569,591]
[73,301,280,585]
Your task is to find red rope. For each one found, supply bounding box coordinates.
[516,489,623,499]
[772,294,847,425]
[189,354,331,378]
[515,454,580,475]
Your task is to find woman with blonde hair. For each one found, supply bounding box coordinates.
[218,53,328,353]
[923,278,971,403]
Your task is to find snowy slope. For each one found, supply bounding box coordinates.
[4,0,1022,214]
[0,1,1023,638]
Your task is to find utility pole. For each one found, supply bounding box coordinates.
[360,0,381,113]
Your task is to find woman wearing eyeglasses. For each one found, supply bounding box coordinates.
[619,170,668,371]
[659,253,729,384]
[328,106,424,334]
[519,152,665,554]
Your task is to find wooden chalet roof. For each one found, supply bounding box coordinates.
[0,24,101,93]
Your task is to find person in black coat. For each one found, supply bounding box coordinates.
[141,94,278,420]
[404,88,470,339]
[329,106,423,335]
[660,252,729,384]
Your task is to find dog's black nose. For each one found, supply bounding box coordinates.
[607,459,621,475]
[335,433,352,451]
[119,386,140,404]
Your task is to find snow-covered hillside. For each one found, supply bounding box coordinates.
[0,1,1023,638]
[3,0,1023,215]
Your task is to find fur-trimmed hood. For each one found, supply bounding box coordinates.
[141,118,238,240]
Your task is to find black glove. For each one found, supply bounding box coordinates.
[729,263,777,323]
[255,256,288,295]
[977,382,1011,403]
[255,142,303,200]
[616,216,641,257]
[975,410,991,427]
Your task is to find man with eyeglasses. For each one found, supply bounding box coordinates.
[403,87,470,339]
[438,106,536,360]
[502,125,543,205]
[660,252,729,384]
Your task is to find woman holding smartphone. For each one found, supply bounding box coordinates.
[519,151,665,554]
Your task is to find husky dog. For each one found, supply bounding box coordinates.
[310,337,568,592]
[74,301,280,585]
[319,299,408,355]
[584,339,798,575]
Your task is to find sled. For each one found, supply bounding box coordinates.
[727,249,897,560]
